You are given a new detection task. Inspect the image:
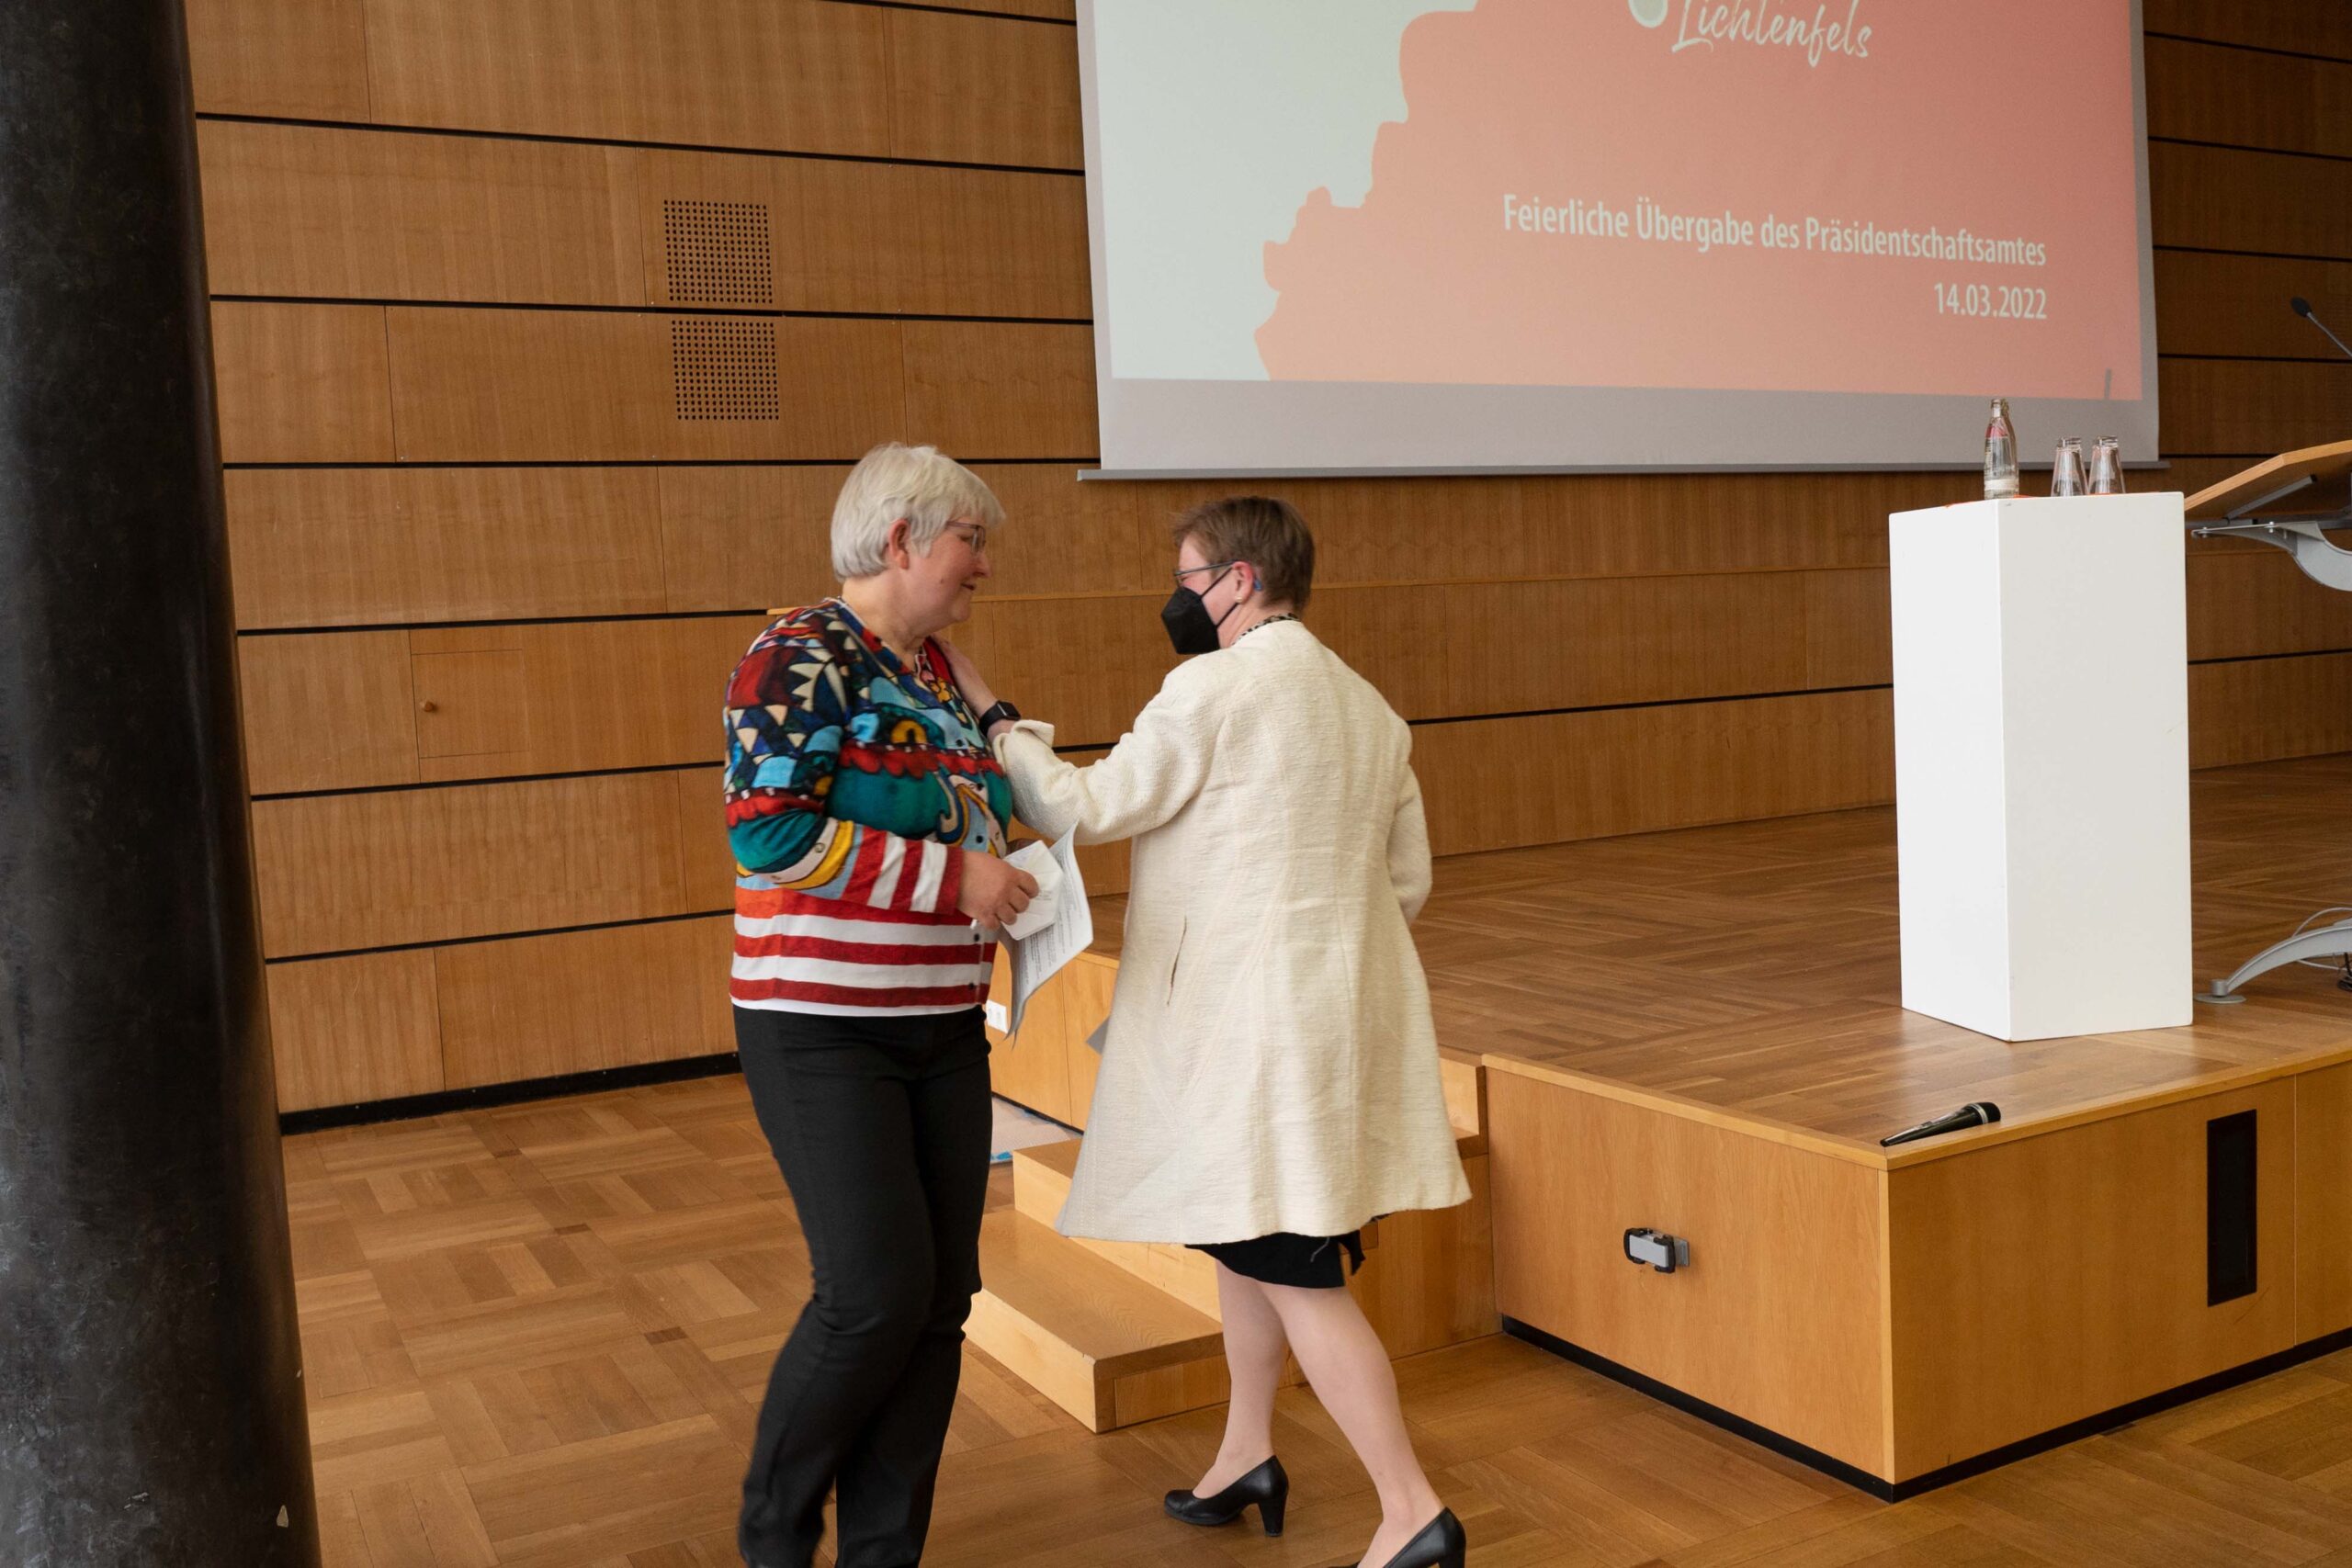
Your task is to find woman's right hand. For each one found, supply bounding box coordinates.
[959,850,1039,933]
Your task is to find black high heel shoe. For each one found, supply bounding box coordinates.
[1162,1454,1287,1536]
[1342,1506,1467,1568]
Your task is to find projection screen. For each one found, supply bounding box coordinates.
[1076,0,2160,477]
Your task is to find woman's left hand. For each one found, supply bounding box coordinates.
[940,637,998,716]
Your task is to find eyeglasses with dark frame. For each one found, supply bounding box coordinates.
[1170,558,1238,587]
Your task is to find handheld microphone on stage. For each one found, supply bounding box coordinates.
[2290,297,2352,362]
[1880,1100,2002,1147]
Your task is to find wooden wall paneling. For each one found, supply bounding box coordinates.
[363,0,898,157]
[664,316,910,463]
[638,0,891,160]
[652,466,1951,616]
[250,771,699,956]
[2144,35,2352,160]
[672,766,739,908]
[776,159,1091,321]
[658,467,842,612]
[241,619,756,791]
[2160,359,2352,457]
[2187,550,2352,660]
[1487,1068,1891,1476]
[435,916,735,1089]
[266,949,443,1111]
[407,629,530,770]
[1415,691,1895,857]
[224,467,669,629]
[2143,0,2352,65]
[1885,1082,2297,1480]
[901,321,1099,458]
[361,0,653,143]
[1802,568,1894,688]
[408,617,757,783]
[2150,143,2352,258]
[955,594,1170,749]
[186,0,371,120]
[2296,1062,2352,1343]
[198,122,644,306]
[634,148,787,310]
[887,7,1083,170]
[1315,571,1894,720]
[384,306,665,461]
[2154,251,2352,361]
[211,301,393,463]
[240,629,420,795]
[917,0,1074,20]
[2189,652,2352,768]
[383,309,911,464]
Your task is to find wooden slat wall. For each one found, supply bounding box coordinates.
[184,0,2352,1109]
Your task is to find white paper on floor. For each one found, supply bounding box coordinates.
[990,1096,1076,1164]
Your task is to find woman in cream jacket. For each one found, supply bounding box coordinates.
[945,496,1469,1568]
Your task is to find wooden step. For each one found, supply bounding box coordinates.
[1009,1140,1224,1318]
[967,1208,1229,1432]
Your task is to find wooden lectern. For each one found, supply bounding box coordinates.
[2186,439,2352,589]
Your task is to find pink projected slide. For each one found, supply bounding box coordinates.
[1254,0,2144,400]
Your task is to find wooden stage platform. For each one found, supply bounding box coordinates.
[999,753,2352,1496]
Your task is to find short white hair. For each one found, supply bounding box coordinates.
[831,443,1004,579]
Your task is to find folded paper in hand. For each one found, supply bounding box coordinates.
[999,829,1091,1036]
[1001,839,1062,942]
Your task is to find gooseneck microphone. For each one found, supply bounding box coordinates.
[2291,296,2352,362]
[1880,1100,2002,1147]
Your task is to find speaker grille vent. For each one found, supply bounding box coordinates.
[672,319,781,423]
[662,198,774,306]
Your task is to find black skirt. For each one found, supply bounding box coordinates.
[1187,1229,1364,1290]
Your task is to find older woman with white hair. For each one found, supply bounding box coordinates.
[721,442,1037,1568]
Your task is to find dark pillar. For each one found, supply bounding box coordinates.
[0,3,321,1563]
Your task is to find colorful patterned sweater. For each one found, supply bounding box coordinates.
[723,599,1012,1016]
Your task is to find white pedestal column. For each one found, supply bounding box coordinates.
[1890,495,2192,1041]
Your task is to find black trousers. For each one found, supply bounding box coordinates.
[734,1005,992,1568]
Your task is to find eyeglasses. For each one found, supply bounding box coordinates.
[1170,559,1237,585]
[942,521,989,553]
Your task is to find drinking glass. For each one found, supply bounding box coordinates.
[2087,437,2124,495]
[2051,438,2086,498]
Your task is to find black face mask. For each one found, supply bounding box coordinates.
[1160,565,1241,655]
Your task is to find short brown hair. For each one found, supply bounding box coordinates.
[1170,496,1316,611]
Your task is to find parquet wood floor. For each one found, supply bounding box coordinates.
[292,1070,2352,1567]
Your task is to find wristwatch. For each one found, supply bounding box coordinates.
[977,700,1022,734]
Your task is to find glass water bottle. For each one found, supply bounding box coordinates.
[1983,399,2019,500]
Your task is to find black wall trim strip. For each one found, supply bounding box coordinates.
[266,908,730,966]
[280,1053,742,1134]
[210,294,1091,328]
[1504,1316,2352,1502]
[239,608,767,639]
[2151,134,2352,168]
[815,0,1072,27]
[2143,30,2352,70]
[194,112,1082,179]
[250,759,719,804]
[220,457,1100,471]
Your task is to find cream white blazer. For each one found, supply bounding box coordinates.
[993,619,1469,1245]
